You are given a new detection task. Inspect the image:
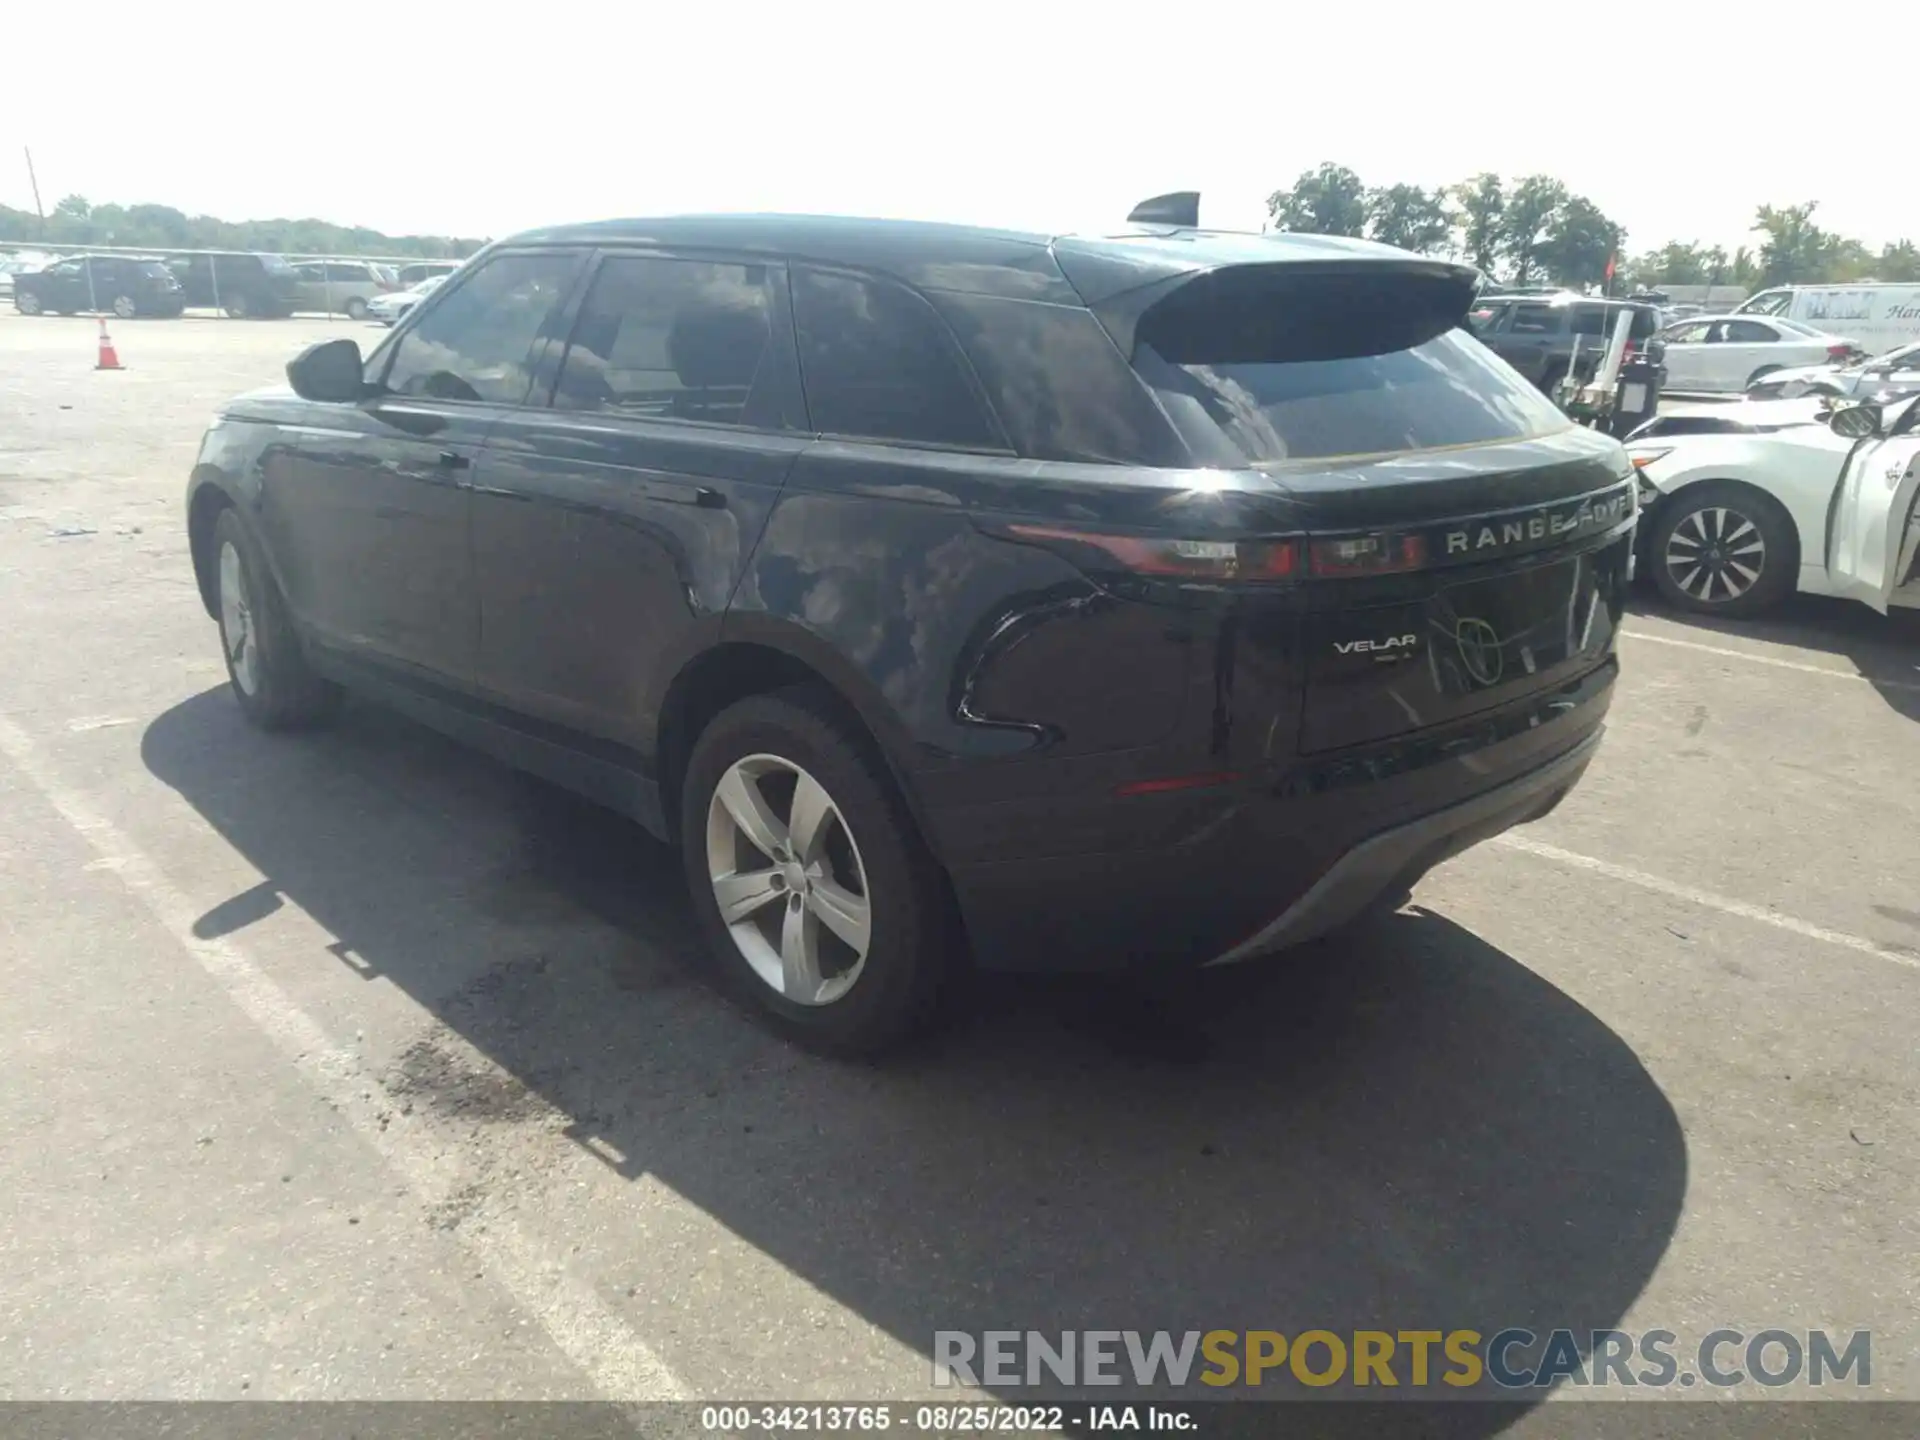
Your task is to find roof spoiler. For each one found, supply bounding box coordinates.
[1125,191,1200,228]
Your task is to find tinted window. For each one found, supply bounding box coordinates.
[791,268,1002,449]
[552,256,782,428]
[1571,306,1659,340]
[1726,320,1779,343]
[382,252,578,405]
[934,293,1183,465]
[137,262,173,280]
[1509,304,1558,334]
[1466,302,1509,334]
[1133,328,1570,464]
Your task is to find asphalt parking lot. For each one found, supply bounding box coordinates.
[1,312,1916,1423]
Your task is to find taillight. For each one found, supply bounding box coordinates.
[1002,524,1300,582]
[1308,532,1427,577]
[1828,343,1852,362]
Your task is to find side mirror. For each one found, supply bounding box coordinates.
[1828,402,1882,440]
[286,337,366,403]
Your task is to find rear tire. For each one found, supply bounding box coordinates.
[680,689,953,1055]
[110,294,136,319]
[343,296,368,320]
[211,507,340,730]
[16,292,42,315]
[1648,481,1797,618]
[224,294,252,319]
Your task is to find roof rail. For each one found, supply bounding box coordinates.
[1125,191,1200,228]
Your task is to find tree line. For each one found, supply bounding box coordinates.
[1,195,485,259]
[1265,163,1920,291]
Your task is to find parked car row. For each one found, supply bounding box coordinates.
[1466,293,1666,392]
[9,252,463,319]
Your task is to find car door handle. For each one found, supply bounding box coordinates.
[437,450,470,470]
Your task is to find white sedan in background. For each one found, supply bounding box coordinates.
[366,273,447,325]
[1626,394,1920,618]
[1745,340,1920,403]
[1657,314,1861,394]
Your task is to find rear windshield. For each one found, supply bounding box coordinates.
[1571,305,1659,339]
[1134,328,1569,465]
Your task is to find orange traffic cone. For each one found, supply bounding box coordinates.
[95,318,124,372]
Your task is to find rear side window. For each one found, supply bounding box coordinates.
[551,255,785,428]
[934,293,1185,465]
[1509,304,1559,334]
[1131,271,1570,465]
[1571,306,1660,340]
[1726,320,1779,343]
[381,252,579,404]
[791,268,1003,449]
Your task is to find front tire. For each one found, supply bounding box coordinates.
[110,294,137,319]
[16,292,42,315]
[343,296,368,320]
[681,690,953,1055]
[224,294,252,319]
[211,507,340,729]
[1648,482,1797,618]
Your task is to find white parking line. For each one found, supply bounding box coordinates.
[1621,629,1920,693]
[0,710,687,1403]
[1494,833,1920,972]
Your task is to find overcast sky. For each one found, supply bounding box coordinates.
[3,1,1913,255]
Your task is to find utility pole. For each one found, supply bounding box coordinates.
[24,148,46,236]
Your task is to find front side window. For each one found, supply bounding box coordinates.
[551,256,782,427]
[382,252,578,405]
[1509,304,1558,334]
[791,268,1002,449]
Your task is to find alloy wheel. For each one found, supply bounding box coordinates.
[17,292,40,315]
[218,540,260,696]
[1665,505,1765,604]
[705,754,873,1006]
[112,295,136,319]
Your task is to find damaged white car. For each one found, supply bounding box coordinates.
[1626,394,1920,619]
[1745,340,1920,403]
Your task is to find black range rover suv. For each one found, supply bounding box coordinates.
[184,206,1636,1052]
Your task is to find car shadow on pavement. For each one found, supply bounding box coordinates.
[1629,590,1920,722]
[144,689,1686,1429]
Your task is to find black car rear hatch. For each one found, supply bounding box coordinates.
[1065,243,1636,756]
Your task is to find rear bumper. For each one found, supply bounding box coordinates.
[940,660,1613,974]
[1203,724,1597,965]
